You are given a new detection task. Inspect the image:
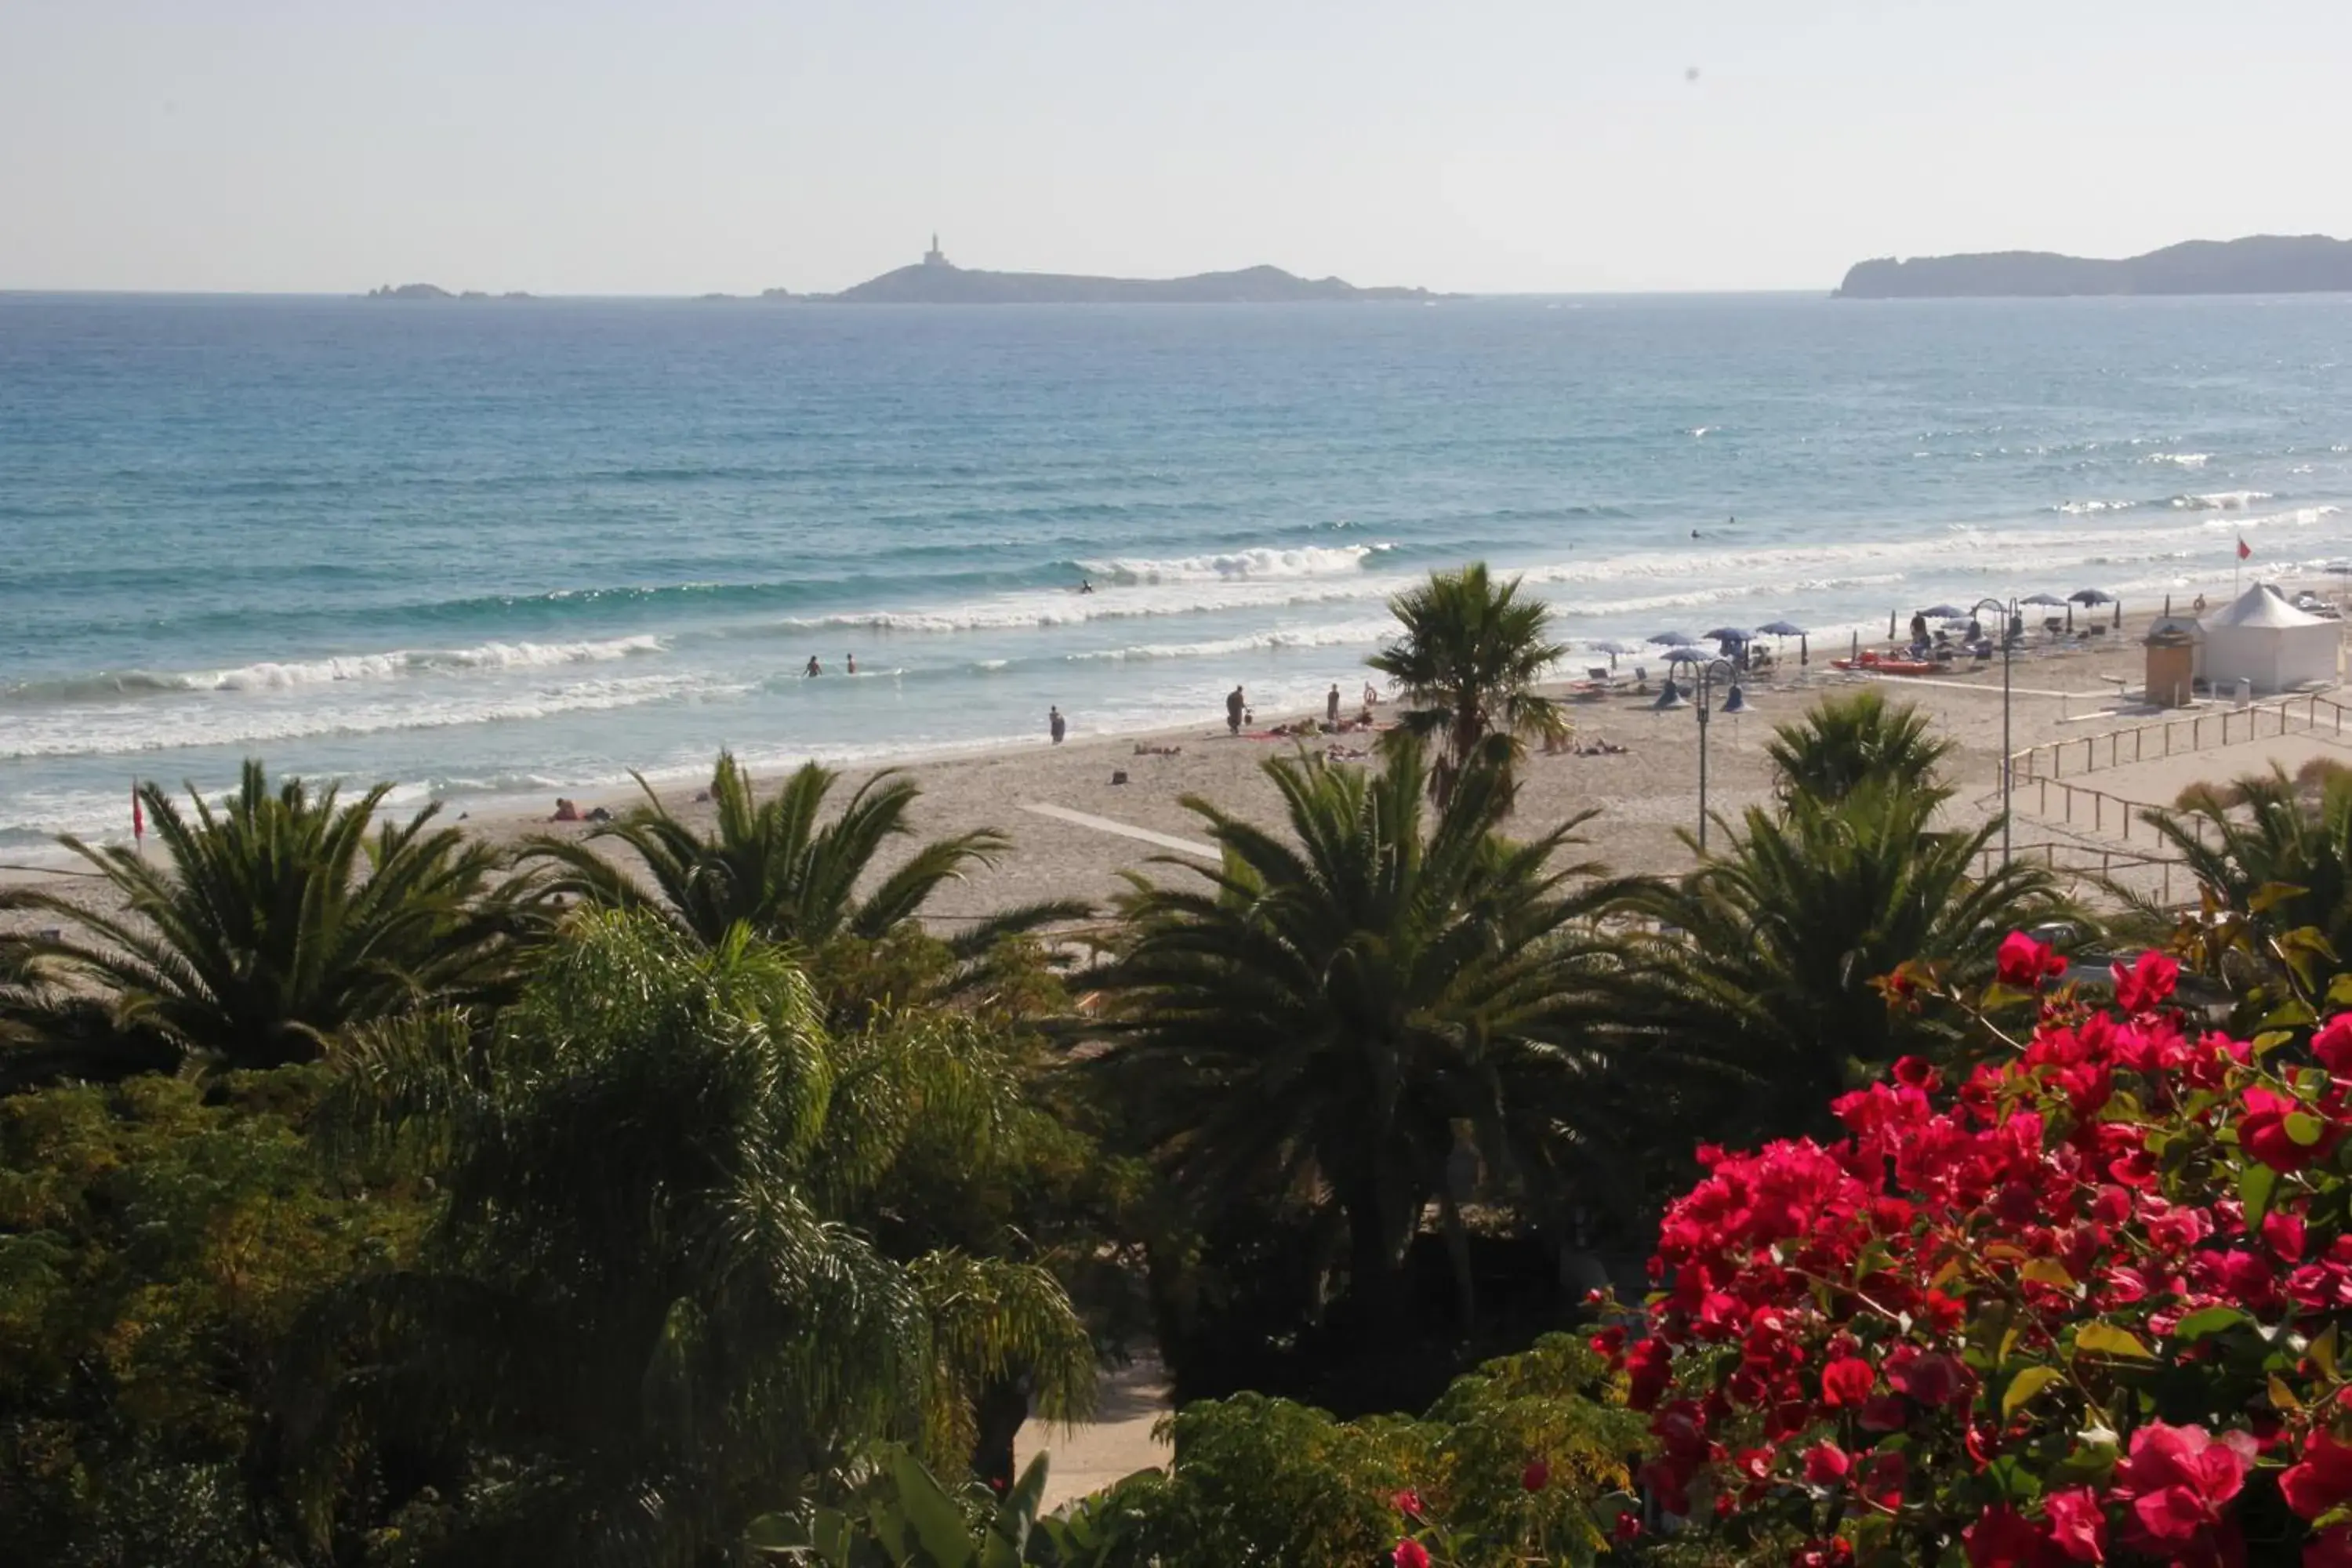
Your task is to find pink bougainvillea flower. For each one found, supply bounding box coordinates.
[2240,1087,2340,1172]
[1390,1488,1424,1519]
[1965,1504,2053,1566]
[1803,1441,1851,1485]
[2112,1421,2251,1550]
[1997,930,2067,989]
[2111,950,2180,1012]
[1391,1539,1430,1568]
[1520,1457,1551,1493]
[2042,1487,2108,1563]
[2315,1014,2352,1076]
[1820,1356,1874,1408]
[2307,1526,2352,1568]
[2281,1430,2352,1520]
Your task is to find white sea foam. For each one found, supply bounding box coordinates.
[2171,491,2274,511]
[1075,543,1389,583]
[189,634,666,692]
[2149,452,2211,468]
[2054,500,2136,515]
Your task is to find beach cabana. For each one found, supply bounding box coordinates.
[2200,583,2340,694]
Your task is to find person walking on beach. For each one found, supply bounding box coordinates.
[1327,684,1341,724]
[1226,685,1246,735]
[1049,706,1066,745]
[804,655,822,677]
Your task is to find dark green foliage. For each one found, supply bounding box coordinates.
[1632,783,2073,1141]
[2133,763,2352,967]
[1367,563,1568,805]
[1762,688,1955,805]
[0,1067,427,1566]
[1087,737,1660,1360]
[2,761,524,1075]
[1098,1335,1642,1568]
[750,1447,1126,1567]
[522,750,1087,960]
[321,913,1095,1563]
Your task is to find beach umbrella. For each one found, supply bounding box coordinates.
[2068,589,2115,606]
[1918,603,1965,619]
[2020,593,2067,607]
[1755,619,1806,637]
[1648,630,1700,646]
[1704,626,1752,643]
[1593,639,1639,655]
[1663,645,1711,664]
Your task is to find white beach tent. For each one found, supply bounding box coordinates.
[2198,583,2340,694]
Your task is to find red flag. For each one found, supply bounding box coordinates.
[131,785,143,845]
[2238,535,2252,561]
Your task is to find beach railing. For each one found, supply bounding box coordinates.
[1973,839,2190,909]
[2009,691,2352,784]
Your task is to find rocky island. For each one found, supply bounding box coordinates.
[772,238,1440,304]
[1836,234,2352,299]
[365,284,535,300]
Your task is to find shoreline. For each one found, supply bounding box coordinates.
[13,586,2342,935]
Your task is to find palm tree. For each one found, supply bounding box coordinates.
[1763,688,1956,805]
[1367,563,1568,805]
[2127,763,2352,977]
[1630,782,2072,1142]
[1086,735,1663,1334]
[316,913,1094,1561]
[0,762,521,1073]
[524,752,1086,960]
[0,935,176,1091]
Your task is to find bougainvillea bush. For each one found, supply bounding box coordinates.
[1585,935,2352,1566]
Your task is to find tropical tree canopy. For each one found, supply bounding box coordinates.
[1629,782,2074,1142]
[522,751,1085,965]
[2132,762,2352,978]
[1367,563,1568,804]
[1086,735,1657,1337]
[0,761,520,1074]
[1762,688,1955,806]
[318,912,1093,1563]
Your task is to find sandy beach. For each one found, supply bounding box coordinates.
[9,586,2348,938]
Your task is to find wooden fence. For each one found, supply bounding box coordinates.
[2011,691,2352,783]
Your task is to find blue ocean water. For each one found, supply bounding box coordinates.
[5,290,2352,851]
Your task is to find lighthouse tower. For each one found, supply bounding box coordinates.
[922,233,949,268]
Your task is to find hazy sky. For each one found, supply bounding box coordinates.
[5,0,2347,295]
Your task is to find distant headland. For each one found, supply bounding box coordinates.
[1835,234,2352,299]
[366,244,1436,303]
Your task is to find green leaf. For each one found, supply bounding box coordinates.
[2288,1111,2328,1147]
[2002,1365,2066,1419]
[2316,1323,2340,1379]
[2241,1161,2280,1229]
[746,1514,810,1552]
[2020,1258,2077,1292]
[2173,1306,2252,1342]
[2326,973,2352,1006]
[2074,1323,2155,1360]
[890,1447,979,1568]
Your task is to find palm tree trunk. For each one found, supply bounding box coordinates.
[1339,1184,1409,1335]
[971,1371,1032,1491]
[1436,1186,1477,1334]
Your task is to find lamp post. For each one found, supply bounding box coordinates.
[1654,655,1749,852]
[1971,596,2017,866]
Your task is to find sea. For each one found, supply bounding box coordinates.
[5,289,2352,858]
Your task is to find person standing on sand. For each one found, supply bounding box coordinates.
[1226,685,1246,735]
[1049,706,1066,745]
[1327,684,1341,724]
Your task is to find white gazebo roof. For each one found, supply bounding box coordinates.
[2205,582,2332,630]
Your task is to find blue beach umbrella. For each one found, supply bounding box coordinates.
[1918,604,1965,619]
[1663,645,1711,663]
[1704,626,1753,643]
[1755,619,1807,637]
[1648,630,1700,646]
[1593,639,1639,655]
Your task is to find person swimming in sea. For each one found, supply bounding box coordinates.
[846,653,857,674]
[804,655,822,677]
[1079,578,1094,593]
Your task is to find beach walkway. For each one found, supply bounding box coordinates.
[1014,1356,1174,1509]
[1017,803,1221,862]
